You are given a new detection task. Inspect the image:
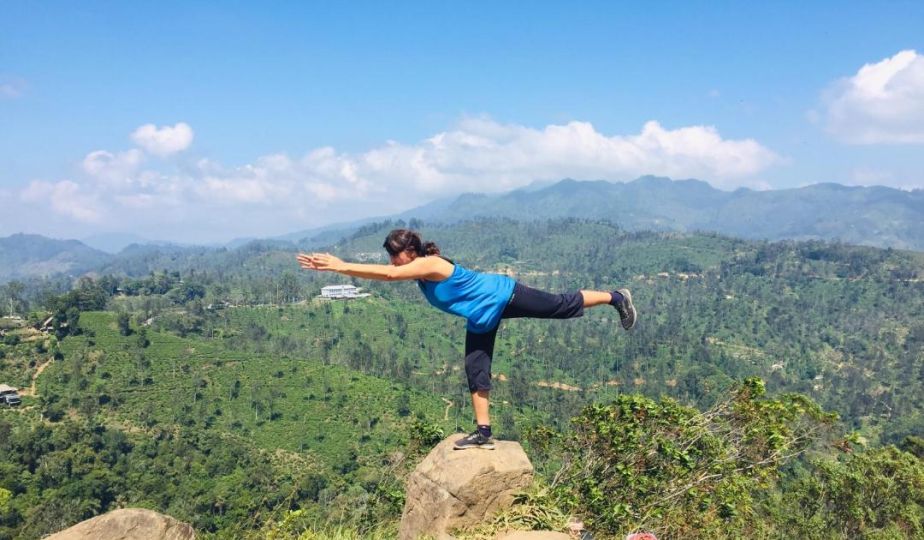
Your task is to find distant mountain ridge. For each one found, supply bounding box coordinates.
[277,177,924,251]
[81,232,151,254]
[0,233,113,282]
[3,177,923,283]
[387,176,924,250]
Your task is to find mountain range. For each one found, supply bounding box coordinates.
[2,176,923,283]
[0,233,112,283]
[383,176,924,250]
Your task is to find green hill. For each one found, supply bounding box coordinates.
[0,233,111,282]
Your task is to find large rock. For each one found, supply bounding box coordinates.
[44,508,195,540]
[400,434,534,540]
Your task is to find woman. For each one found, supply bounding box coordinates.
[297,229,636,450]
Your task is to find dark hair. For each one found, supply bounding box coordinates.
[383,229,440,257]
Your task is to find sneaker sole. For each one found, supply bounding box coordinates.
[617,288,637,330]
[453,443,496,450]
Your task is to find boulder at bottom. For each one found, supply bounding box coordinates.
[43,508,195,540]
[400,434,534,540]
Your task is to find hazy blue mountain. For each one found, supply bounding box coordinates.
[4,177,923,285]
[81,232,151,254]
[224,236,261,249]
[0,233,112,282]
[393,177,924,250]
[271,194,464,249]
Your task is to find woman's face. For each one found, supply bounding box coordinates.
[389,249,416,266]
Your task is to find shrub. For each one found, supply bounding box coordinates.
[542,378,835,537]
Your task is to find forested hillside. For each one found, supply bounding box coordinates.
[1,219,922,538]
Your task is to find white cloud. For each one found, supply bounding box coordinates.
[130,122,194,156]
[20,180,102,223]
[847,167,922,191]
[850,167,894,186]
[351,118,778,193]
[14,117,780,242]
[823,50,924,144]
[185,118,777,206]
[82,149,144,187]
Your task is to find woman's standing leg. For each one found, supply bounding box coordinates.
[471,390,490,427]
[454,327,499,450]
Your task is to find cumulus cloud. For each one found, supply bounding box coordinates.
[15,118,780,242]
[82,149,144,187]
[823,49,924,144]
[186,118,777,207]
[130,122,194,156]
[20,180,102,223]
[359,118,777,193]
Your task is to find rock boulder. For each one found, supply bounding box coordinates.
[400,433,534,540]
[44,508,195,540]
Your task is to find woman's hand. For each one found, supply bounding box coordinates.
[296,253,345,272]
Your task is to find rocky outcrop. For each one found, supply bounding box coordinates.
[43,508,195,540]
[400,433,534,540]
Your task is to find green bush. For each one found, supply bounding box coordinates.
[543,378,836,537]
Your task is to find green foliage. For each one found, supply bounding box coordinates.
[772,446,924,539]
[900,435,924,459]
[0,414,315,538]
[408,420,444,453]
[136,327,150,348]
[542,379,835,537]
[117,312,132,336]
[6,309,451,537]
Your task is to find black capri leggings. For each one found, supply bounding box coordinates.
[464,282,584,392]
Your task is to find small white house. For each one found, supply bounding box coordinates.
[320,285,368,299]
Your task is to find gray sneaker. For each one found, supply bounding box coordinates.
[614,288,637,330]
[453,430,496,450]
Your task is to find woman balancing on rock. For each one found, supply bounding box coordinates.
[296,229,636,450]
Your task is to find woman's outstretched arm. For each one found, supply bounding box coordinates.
[296,253,453,281]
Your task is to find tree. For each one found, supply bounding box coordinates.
[278,272,301,304]
[56,307,80,338]
[396,393,411,417]
[1,280,27,316]
[136,327,149,348]
[117,312,132,336]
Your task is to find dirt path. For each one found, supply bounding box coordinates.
[20,358,52,397]
[441,398,453,421]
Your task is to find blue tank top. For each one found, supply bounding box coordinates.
[417,263,516,334]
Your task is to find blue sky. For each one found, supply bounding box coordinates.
[2,1,923,243]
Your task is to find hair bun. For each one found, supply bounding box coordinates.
[422,241,441,256]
